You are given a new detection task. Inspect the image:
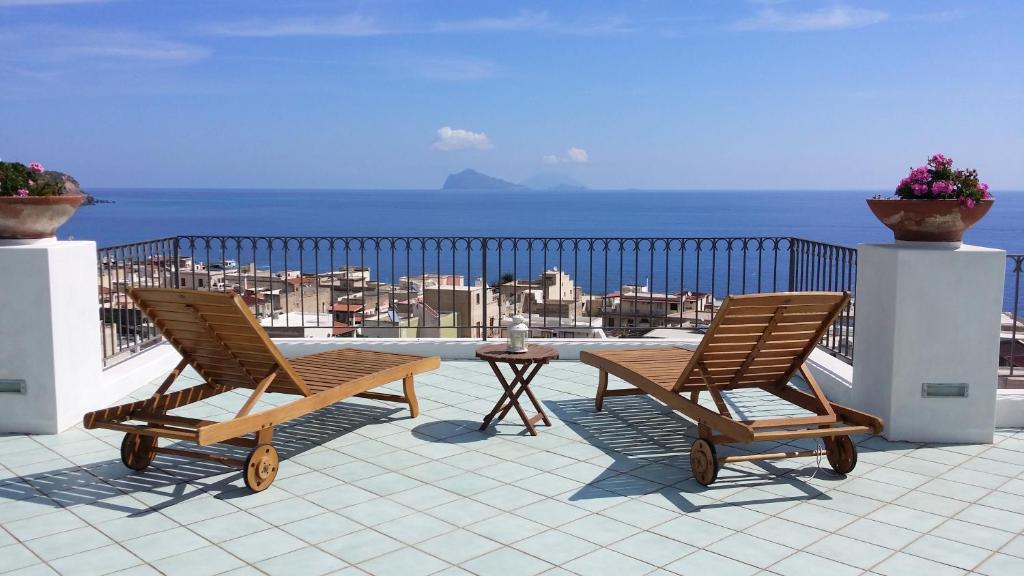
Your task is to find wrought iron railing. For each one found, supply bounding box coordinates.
[1005,255,1023,378]
[788,239,857,362]
[96,236,860,366]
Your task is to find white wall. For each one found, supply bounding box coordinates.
[852,243,1006,443]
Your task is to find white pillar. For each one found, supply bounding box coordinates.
[0,240,103,433]
[852,243,1005,443]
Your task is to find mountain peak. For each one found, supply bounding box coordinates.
[441,169,527,191]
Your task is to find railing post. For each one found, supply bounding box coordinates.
[787,237,798,291]
[481,237,488,341]
[173,236,181,289]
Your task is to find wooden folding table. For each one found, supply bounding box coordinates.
[476,344,558,436]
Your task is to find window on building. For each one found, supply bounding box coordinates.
[198,278,205,288]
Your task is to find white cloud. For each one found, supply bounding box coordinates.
[733,5,888,32]
[206,14,383,38]
[0,28,208,64]
[0,0,109,5]
[414,57,495,80]
[433,11,551,33]
[431,127,493,151]
[205,10,630,39]
[542,147,589,164]
[567,147,589,163]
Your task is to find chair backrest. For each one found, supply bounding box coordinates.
[128,288,310,396]
[673,292,849,392]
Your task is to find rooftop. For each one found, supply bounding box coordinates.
[2,360,1023,576]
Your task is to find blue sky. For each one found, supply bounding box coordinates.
[1,0,1021,190]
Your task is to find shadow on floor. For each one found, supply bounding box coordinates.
[546,395,847,512]
[0,402,402,515]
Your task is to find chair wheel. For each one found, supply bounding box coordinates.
[690,438,719,486]
[244,444,279,492]
[120,433,157,471]
[825,435,858,475]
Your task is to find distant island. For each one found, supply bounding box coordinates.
[82,193,114,206]
[441,169,587,191]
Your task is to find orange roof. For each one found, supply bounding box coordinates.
[241,294,266,305]
[332,303,365,312]
[332,321,355,336]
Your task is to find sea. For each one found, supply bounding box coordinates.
[66,189,1024,252]
[67,189,1024,311]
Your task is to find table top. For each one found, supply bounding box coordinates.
[475,344,559,364]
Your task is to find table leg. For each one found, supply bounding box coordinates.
[495,362,546,425]
[480,361,529,432]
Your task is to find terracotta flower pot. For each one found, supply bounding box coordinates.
[0,195,85,240]
[866,198,993,243]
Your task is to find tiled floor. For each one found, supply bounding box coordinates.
[2,360,1024,576]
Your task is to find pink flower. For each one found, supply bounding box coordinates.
[29,163,44,173]
[16,189,29,198]
[929,154,953,168]
[932,181,954,195]
[961,197,976,209]
[910,183,928,195]
[909,166,930,182]
[979,182,992,199]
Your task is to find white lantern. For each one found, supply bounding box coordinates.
[507,314,529,353]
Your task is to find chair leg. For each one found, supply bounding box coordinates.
[403,375,419,418]
[596,370,608,412]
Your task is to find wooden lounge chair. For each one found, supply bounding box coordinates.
[581,291,883,486]
[84,288,440,492]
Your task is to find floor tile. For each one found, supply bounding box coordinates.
[777,503,856,532]
[873,551,967,576]
[359,547,450,576]
[745,517,827,549]
[514,499,590,528]
[651,515,735,548]
[121,526,210,562]
[460,547,552,576]
[251,496,330,526]
[470,485,544,509]
[563,548,656,576]
[3,509,87,541]
[417,529,501,565]
[282,512,364,544]
[260,546,348,576]
[559,513,640,546]
[976,553,1024,576]
[608,531,695,567]
[955,503,1024,532]
[338,499,416,527]
[664,550,758,576]
[600,499,680,529]
[803,534,891,570]
[0,544,41,573]
[390,485,461,512]
[465,513,542,544]
[903,534,990,571]
[321,530,405,565]
[149,544,246,576]
[866,504,944,532]
[512,529,599,565]
[376,512,455,544]
[769,551,862,576]
[220,527,307,563]
[426,499,502,527]
[24,526,114,561]
[47,543,142,576]
[930,518,1016,551]
[707,533,795,569]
